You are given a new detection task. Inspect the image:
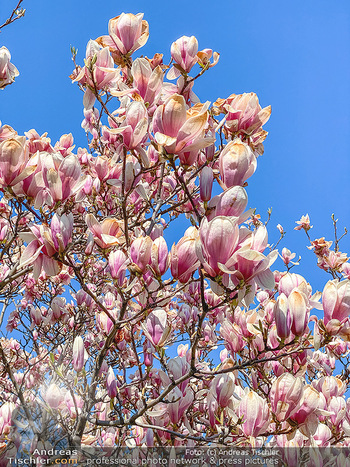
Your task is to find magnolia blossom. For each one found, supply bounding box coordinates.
[295,214,312,231]
[322,279,350,325]
[168,36,198,79]
[0,136,34,187]
[170,227,200,283]
[73,40,119,108]
[97,13,149,57]
[72,336,85,372]
[0,46,19,89]
[86,214,124,249]
[270,374,304,422]
[142,308,171,347]
[213,92,271,154]
[238,391,270,437]
[152,94,214,161]
[219,139,257,188]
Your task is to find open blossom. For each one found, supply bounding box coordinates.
[109,101,148,149]
[238,391,270,437]
[197,48,220,68]
[270,374,304,421]
[213,92,271,154]
[280,247,299,266]
[111,56,163,106]
[42,153,84,203]
[152,94,215,161]
[19,218,74,278]
[72,40,119,109]
[295,214,312,231]
[86,214,124,249]
[97,13,149,57]
[0,46,19,89]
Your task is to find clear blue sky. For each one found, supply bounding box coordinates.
[1,0,350,292]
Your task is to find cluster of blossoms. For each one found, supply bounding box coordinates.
[0,11,350,466]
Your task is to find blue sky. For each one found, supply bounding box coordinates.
[1,0,350,293]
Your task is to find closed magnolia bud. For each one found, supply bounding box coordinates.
[170,227,199,283]
[106,367,117,399]
[219,139,256,188]
[322,279,350,324]
[200,166,214,202]
[109,250,128,284]
[130,236,152,273]
[171,36,198,73]
[274,294,291,339]
[72,336,85,372]
[45,383,64,410]
[208,186,248,220]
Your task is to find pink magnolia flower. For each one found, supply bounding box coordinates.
[273,294,291,339]
[0,136,35,187]
[167,387,194,424]
[106,367,117,398]
[322,279,350,325]
[109,250,129,285]
[270,373,304,422]
[200,166,214,202]
[130,235,153,273]
[238,391,270,437]
[196,216,239,276]
[312,376,346,402]
[19,224,64,279]
[72,40,119,109]
[150,236,169,277]
[152,94,214,160]
[86,214,124,249]
[25,129,53,153]
[278,272,308,297]
[142,308,171,347]
[170,227,200,283]
[219,139,257,188]
[0,46,19,89]
[213,92,271,154]
[168,36,198,79]
[289,385,320,425]
[128,58,163,106]
[109,101,148,149]
[97,13,149,56]
[54,133,75,156]
[211,373,237,408]
[196,48,220,68]
[294,214,312,231]
[274,289,309,338]
[50,213,73,253]
[280,247,299,266]
[42,153,84,203]
[45,383,64,410]
[72,336,85,372]
[218,244,278,292]
[207,186,248,220]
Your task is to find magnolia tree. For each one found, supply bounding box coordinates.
[1,8,350,467]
